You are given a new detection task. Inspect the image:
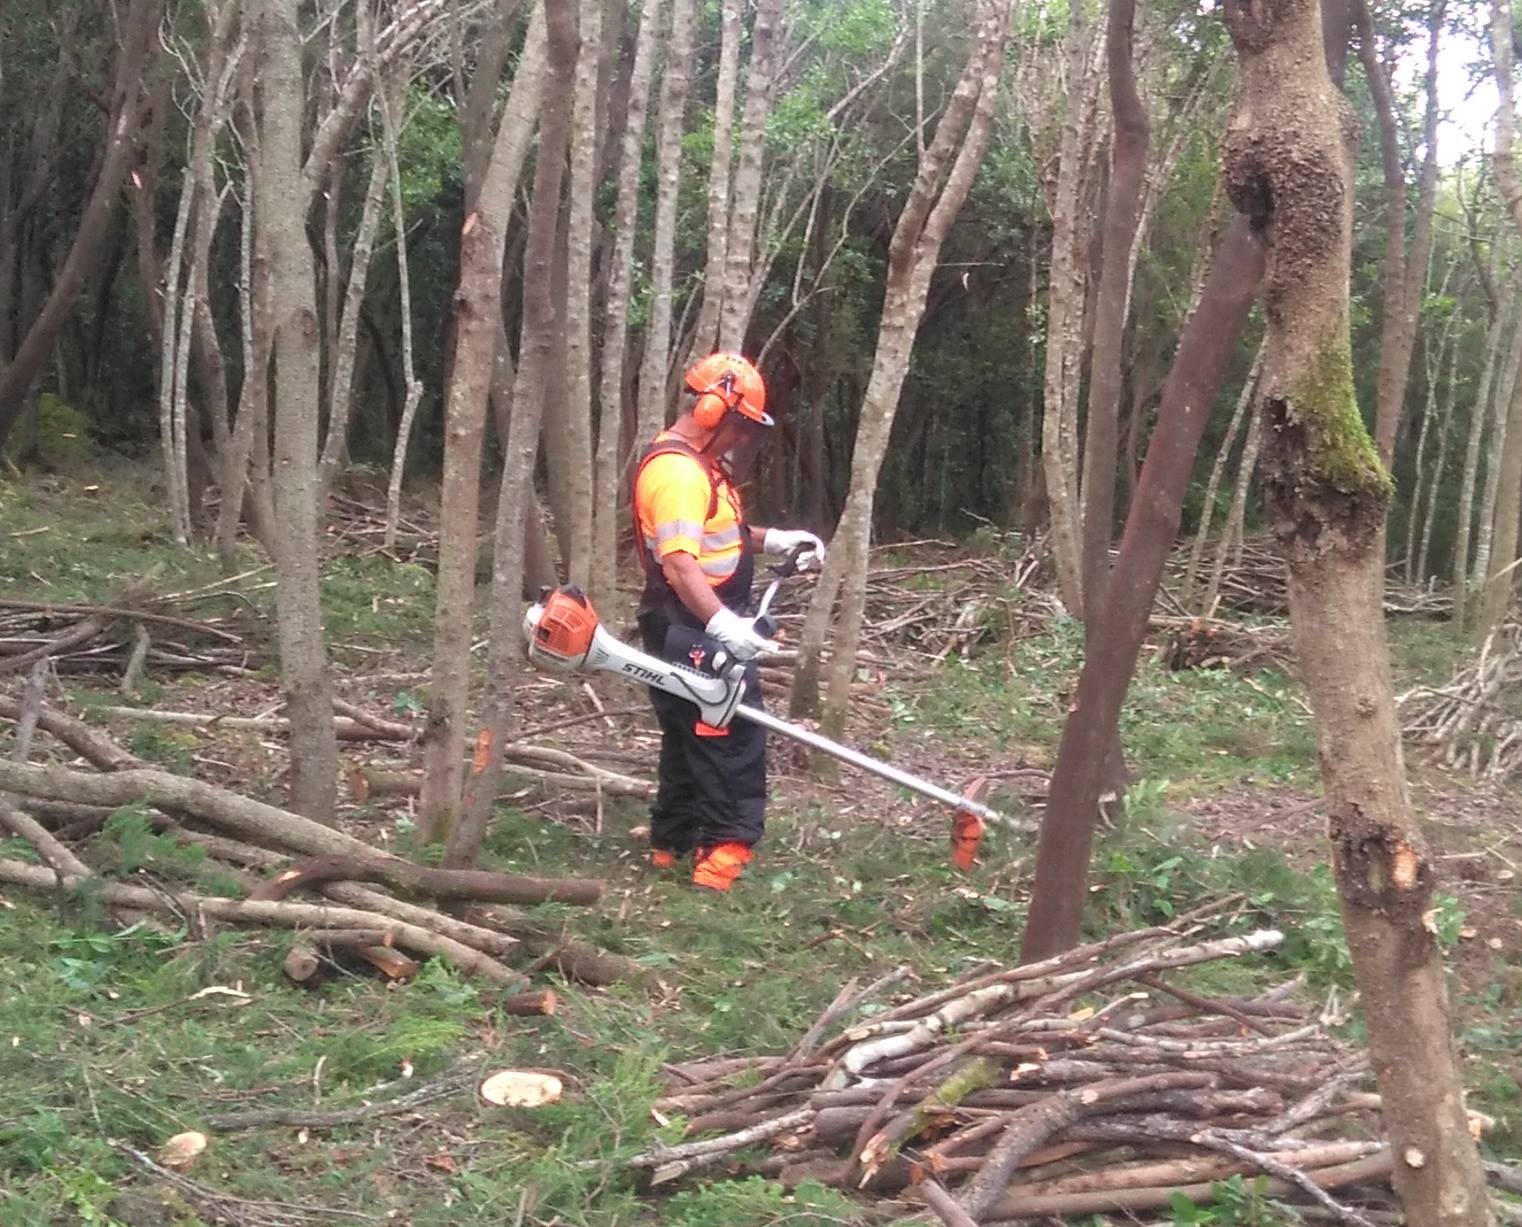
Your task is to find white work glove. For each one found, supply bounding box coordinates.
[706,606,779,661]
[763,528,827,572]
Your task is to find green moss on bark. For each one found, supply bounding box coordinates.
[1289,337,1392,500]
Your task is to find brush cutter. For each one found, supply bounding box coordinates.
[522,570,1020,868]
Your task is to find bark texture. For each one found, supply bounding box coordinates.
[257,0,339,820]
[555,0,606,588]
[688,0,742,359]
[1452,275,1512,623]
[1222,1,1493,1223]
[418,3,547,845]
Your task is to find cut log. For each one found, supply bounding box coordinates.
[502,989,558,1016]
[247,855,604,906]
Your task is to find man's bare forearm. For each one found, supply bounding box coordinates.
[661,553,723,623]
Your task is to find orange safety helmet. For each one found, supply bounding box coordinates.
[686,353,771,431]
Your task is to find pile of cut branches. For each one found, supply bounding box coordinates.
[1168,539,1450,620]
[0,693,638,990]
[766,540,1051,666]
[1400,619,1522,781]
[1152,616,1294,675]
[635,925,1476,1225]
[0,569,266,683]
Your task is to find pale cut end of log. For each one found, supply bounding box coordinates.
[1242,929,1284,950]
[158,1131,208,1170]
[478,1070,563,1108]
[283,944,321,985]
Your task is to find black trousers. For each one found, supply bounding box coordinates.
[647,664,767,854]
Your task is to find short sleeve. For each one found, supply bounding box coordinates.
[636,453,711,559]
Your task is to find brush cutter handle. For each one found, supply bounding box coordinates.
[753,544,815,638]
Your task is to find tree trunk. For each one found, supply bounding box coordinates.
[687,0,743,360]
[380,69,426,550]
[1453,280,1512,625]
[256,0,339,821]
[591,0,664,606]
[1040,2,1098,618]
[1206,375,1267,614]
[1080,0,1148,617]
[1183,345,1263,611]
[418,1,548,845]
[445,0,580,871]
[1021,217,1267,962]
[1221,2,1493,1223]
[1477,0,1522,639]
[792,0,1015,732]
[319,107,394,497]
[716,0,788,353]
[1416,324,1461,584]
[1359,0,1441,468]
[1471,295,1522,612]
[634,0,698,446]
[554,0,606,589]
[0,0,162,454]
[1475,356,1522,639]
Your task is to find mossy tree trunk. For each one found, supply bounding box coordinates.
[1221,2,1493,1224]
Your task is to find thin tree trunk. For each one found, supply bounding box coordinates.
[1453,281,1513,624]
[0,0,162,453]
[158,172,197,544]
[1404,281,1455,585]
[1041,1,1098,618]
[1359,0,1442,467]
[1221,2,1493,1223]
[716,0,787,353]
[1183,345,1263,611]
[256,0,339,821]
[551,0,605,590]
[320,93,394,497]
[380,73,425,549]
[1476,356,1522,639]
[634,0,698,446]
[1477,0,1522,639]
[1206,380,1267,615]
[1416,325,1461,584]
[1471,300,1522,608]
[1080,0,1149,616]
[445,0,579,871]
[687,0,743,360]
[801,0,1015,734]
[591,0,664,605]
[418,2,548,845]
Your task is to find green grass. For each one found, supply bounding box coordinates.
[887,611,1316,791]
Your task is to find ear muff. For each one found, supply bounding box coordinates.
[692,371,740,430]
[693,390,728,430]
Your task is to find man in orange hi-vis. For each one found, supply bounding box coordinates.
[632,353,825,891]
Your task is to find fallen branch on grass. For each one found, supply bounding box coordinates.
[0,760,604,906]
[0,857,526,986]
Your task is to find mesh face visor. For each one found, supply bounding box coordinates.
[706,413,769,485]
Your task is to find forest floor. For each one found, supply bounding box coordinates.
[1,465,1519,1227]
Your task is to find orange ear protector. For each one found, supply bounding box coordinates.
[693,373,740,430]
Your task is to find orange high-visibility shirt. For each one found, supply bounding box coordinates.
[634,432,745,586]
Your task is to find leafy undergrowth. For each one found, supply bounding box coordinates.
[1,468,1519,1225]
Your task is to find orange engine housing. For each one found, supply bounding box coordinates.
[531,586,601,666]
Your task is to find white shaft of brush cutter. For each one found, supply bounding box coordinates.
[523,601,1017,831]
